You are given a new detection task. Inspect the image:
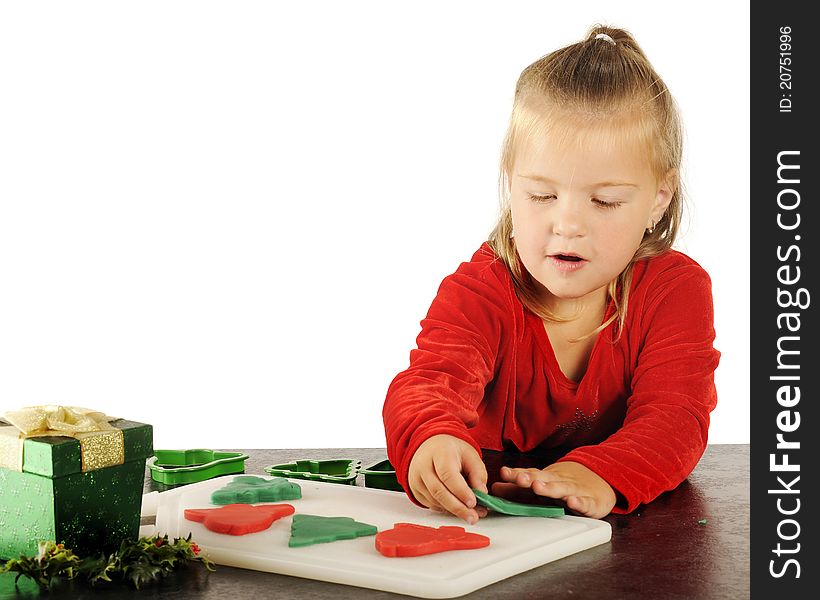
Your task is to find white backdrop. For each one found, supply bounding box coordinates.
[0,1,749,449]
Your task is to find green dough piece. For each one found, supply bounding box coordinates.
[289,514,378,548]
[472,489,565,517]
[211,475,302,505]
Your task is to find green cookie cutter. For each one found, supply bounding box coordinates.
[147,449,249,485]
[472,489,565,517]
[360,459,403,492]
[264,459,361,485]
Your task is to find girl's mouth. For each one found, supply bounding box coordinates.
[549,254,587,272]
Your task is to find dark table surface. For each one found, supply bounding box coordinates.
[1,444,749,599]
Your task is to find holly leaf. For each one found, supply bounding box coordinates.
[1,542,81,589]
[1,536,213,590]
[79,554,118,585]
[124,559,162,590]
[147,543,180,568]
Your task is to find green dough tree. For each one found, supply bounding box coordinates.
[289,514,378,548]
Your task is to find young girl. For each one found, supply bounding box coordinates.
[382,25,720,523]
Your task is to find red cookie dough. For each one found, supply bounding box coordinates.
[375,523,490,557]
[184,503,295,535]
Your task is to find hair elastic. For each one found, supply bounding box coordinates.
[594,33,616,46]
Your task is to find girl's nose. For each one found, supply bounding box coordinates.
[551,200,585,238]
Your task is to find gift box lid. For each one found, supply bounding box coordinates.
[1,418,153,478]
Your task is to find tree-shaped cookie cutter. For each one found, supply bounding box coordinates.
[263,459,361,485]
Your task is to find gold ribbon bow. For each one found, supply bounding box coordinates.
[0,405,124,472]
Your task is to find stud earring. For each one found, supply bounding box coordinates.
[646,220,656,234]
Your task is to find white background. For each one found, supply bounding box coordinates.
[0,1,749,450]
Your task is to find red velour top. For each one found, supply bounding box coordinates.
[383,243,720,514]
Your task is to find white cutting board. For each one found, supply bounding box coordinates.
[151,474,611,599]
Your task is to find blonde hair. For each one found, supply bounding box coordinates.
[487,25,685,341]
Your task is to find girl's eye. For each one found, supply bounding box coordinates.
[592,198,622,209]
[527,193,623,209]
[528,193,556,203]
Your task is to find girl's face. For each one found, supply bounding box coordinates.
[509,125,673,315]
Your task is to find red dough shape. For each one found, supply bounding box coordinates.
[375,523,490,557]
[184,503,295,535]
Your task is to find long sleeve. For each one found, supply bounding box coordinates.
[383,250,512,504]
[559,263,721,513]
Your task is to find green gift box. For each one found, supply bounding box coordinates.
[0,418,152,560]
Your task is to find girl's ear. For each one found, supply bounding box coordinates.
[652,168,676,220]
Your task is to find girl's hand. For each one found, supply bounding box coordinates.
[491,461,616,519]
[408,434,489,524]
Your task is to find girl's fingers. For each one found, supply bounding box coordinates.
[433,454,477,509]
[531,479,576,500]
[416,480,487,518]
[493,478,576,505]
[421,469,479,525]
[410,470,445,512]
[500,466,556,490]
[565,495,608,519]
[462,451,489,494]
[410,482,435,510]
[414,482,448,514]
[499,466,518,480]
[565,495,588,514]
[490,481,540,503]
[496,468,608,518]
